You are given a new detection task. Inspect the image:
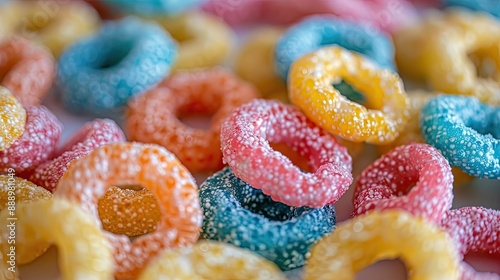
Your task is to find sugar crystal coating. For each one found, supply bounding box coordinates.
[0,87,25,151]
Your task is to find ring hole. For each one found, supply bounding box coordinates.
[332,79,367,106]
[468,50,498,80]
[19,247,60,279]
[357,259,408,280]
[269,142,312,173]
[464,251,500,275]
[177,97,221,131]
[95,42,134,69]
[179,113,213,131]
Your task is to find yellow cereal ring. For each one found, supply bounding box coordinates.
[98,186,160,237]
[151,11,232,70]
[289,46,409,144]
[234,27,288,101]
[0,87,26,151]
[0,198,113,279]
[0,1,100,57]
[304,210,461,280]
[137,241,287,280]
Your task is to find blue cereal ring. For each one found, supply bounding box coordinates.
[200,167,336,270]
[444,0,500,18]
[420,95,500,179]
[275,16,395,80]
[102,0,205,16]
[57,17,177,116]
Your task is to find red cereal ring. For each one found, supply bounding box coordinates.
[126,69,258,173]
[30,119,125,192]
[0,36,56,107]
[0,106,62,175]
[353,143,454,224]
[440,207,500,280]
[221,99,353,208]
[54,142,202,279]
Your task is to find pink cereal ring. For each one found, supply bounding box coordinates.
[0,106,62,175]
[30,119,125,192]
[440,207,500,280]
[353,143,454,224]
[221,99,353,208]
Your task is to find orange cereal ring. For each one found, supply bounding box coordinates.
[0,198,114,279]
[98,186,160,237]
[289,46,410,144]
[0,36,55,107]
[126,69,258,173]
[0,86,25,151]
[55,142,202,278]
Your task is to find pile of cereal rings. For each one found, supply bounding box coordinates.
[0,0,499,279]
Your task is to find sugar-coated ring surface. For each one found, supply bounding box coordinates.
[420,95,500,179]
[353,143,454,224]
[102,0,205,15]
[275,16,395,80]
[221,99,353,207]
[0,36,55,107]
[30,119,125,192]
[55,142,202,278]
[127,69,258,173]
[289,46,410,144]
[440,207,500,280]
[444,0,500,18]
[57,17,177,116]
[0,175,52,264]
[0,106,61,175]
[0,198,114,279]
[0,87,25,151]
[152,11,232,70]
[444,208,500,279]
[98,186,160,237]
[200,167,336,270]
[137,241,287,280]
[304,210,461,280]
[0,1,100,57]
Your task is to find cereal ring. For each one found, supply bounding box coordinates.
[55,142,202,278]
[0,87,25,151]
[30,119,125,192]
[102,0,205,15]
[289,46,410,144]
[137,241,287,280]
[0,1,100,57]
[0,106,61,175]
[151,11,233,70]
[440,207,500,280]
[445,0,500,18]
[57,17,178,116]
[275,16,395,80]
[221,99,353,207]
[98,186,160,237]
[0,36,55,107]
[420,95,500,179]
[304,210,461,280]
[353,143,454,224]
[200,168,336,270]
[126,69,258,173]
[0,198,113,279]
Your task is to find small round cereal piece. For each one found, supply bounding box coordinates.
[0,87,25,151]
[0,198,114,279]
[0,36,56,107]
[30,119,125,192]
[0,106,61,175]
[420,95,500,179]
[98,186,160,237]
[152,11,233,70]
[275,16,395,80]
[289,46,410,144]
[235,27,287,100]
[353,143,454,224]
[0,175,52,264]
[137,241,287,280]
[440,207,500,280]
[444,0,500,18]
[200,168,336,270]
[102,0,205,15]
[126,69,258,173]
[57,17,177,116]
[55,142,202,278]
[304,210,461,280]
[221,99,353,208]
[0,1,100,57]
